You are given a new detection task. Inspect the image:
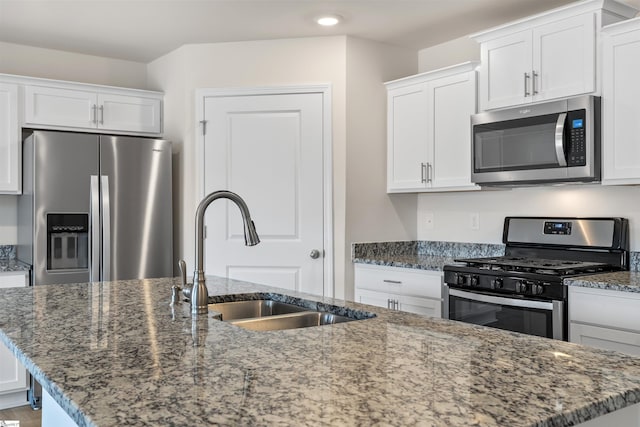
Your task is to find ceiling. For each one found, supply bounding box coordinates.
[0,0,615,63]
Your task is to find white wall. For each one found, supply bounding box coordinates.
[344,37,417,299]
[0,41,148,245]
[146,36,417,297]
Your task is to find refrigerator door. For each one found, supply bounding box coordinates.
[30,131,99,285]
[99,135,173,280]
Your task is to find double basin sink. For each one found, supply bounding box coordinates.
[209,295,375,332]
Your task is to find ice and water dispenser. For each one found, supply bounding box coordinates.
[47,213,88,271]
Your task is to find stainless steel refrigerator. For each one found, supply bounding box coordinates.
[18,130,173,285]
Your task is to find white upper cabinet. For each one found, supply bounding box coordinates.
[24,81,162,135]
[472,0,637,111]
[601,17,640,185]
[0,82,20,194]
[386,62,480,193]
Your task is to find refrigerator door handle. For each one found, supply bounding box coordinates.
[90,175,100,282]
[101,175,111,282]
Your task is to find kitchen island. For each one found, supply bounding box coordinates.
[1,277,640,426]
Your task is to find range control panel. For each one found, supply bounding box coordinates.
[544,221,572,235]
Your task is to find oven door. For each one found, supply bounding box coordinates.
[444,287,565,340]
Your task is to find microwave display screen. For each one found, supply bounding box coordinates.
[572,119,584,129]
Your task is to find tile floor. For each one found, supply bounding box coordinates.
[0,405,41,427]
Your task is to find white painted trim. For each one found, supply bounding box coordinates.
[194,84,334,298]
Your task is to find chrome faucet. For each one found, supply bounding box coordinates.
[182,191,260,315]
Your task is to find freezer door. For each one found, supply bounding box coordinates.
[100,136,173,280]
[30,131,99,285]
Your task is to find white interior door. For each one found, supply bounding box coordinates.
[202,90,326,296]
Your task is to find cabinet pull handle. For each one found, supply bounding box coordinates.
[99,105,104,125]
[532,71,539,95]
[427,162,433,183]
[420,162,427,183]
[92,104,97,124]
[395,299,399,310]
[383,279,402,284]
[387,298,392,309]
[524,73,530,97]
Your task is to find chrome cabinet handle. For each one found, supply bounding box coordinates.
[99,105,104,125]
[420,162,427,183]
[394,299,399,310]
[524,73,530,97]
[532,71,539,95]
[91,104,97,124]
[310,249,321,259]
[383,279,402,284]
[427,162,433,183]
[387,298,392,309]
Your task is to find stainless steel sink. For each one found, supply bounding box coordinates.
[208,300,308,321]
[208,295,371,332]
[228,311,355,332]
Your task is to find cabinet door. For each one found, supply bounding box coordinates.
[0,83,20,194]
[25,85,97,129]
[355,287,396,310]
[399,294,441,318]
[570,322,640,357]
[98,93,162,134]
[387,84,429,192]
[479,31,532,110]
[533,13,596,102]
[0,272,28,398]
[427,71,479,190]
[602,25,640,185]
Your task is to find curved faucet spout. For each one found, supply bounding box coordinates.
[191,190,260,315]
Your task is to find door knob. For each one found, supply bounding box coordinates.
[309,249,321,259]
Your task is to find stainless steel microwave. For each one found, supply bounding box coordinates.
[471,95,600,186]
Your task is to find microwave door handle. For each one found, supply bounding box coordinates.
[554,112,568,167]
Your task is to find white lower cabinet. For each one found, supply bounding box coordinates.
[354,264,442,318]
[0,271,29,409]
[569,286,640,356]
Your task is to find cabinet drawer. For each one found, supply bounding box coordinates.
[354,264,441,299]
[400,294,441,318]
[569,286,640,331]
[0,272,28,289]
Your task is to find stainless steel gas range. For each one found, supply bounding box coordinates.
[443,217,629,341]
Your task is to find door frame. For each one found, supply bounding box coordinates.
[195,85,334,297]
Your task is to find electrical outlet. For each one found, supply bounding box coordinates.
[424,212,434,230]
[470,213,480,230]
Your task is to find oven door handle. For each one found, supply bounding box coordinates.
[449,289,554,311]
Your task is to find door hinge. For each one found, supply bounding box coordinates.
[200,120,207,136]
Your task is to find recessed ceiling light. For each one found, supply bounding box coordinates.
[317,15,341,27]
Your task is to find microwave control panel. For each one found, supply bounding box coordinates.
[566,109,586,166]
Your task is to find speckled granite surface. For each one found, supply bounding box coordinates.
[566,271,640,293]
[0,246,30,272]
[0,245,15,259]
[352,240,504,271]
[2,277,640,426]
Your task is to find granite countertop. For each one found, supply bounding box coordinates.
[565,271,640,293]
[2,277,640,426]
[352,253,457,271]
[0,259,31,273]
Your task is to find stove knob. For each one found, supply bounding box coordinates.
[532,283,544,295]
[516,281,528,294]
[470,275,479,287]
[456,274,467,286]
[490,278,503,290]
